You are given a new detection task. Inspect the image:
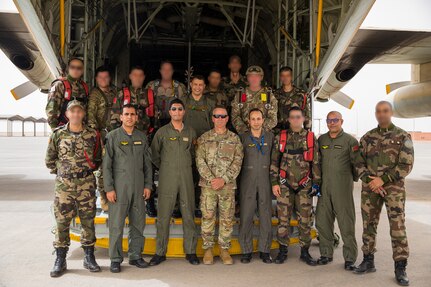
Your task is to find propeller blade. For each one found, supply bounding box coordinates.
[385,81,411,94]
[10,81,38,100]
[331,91,355,109]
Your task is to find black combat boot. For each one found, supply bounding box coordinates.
[146,197,157,217]
[300,247,317,266]
[394,260,409,286]
[50,247,68,277]
[83,246,101,272]
[353,254,376,274]
[274,244,288,264]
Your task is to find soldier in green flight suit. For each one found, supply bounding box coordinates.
[315,111,360,270]
[103,104,153,273]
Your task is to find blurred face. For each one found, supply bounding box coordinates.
[228,58,241,73]
[208,72,221,89]
[169,103,185,122]
[247,73,263,88]
[95,71,111,89]
[190,79,205,96]
[120,107,138,128]
[65,107,85,125]
[160,62,174,81]
[375,103,393,127]
[212,107,229,129]
[68,59,84,79]
[326,112,343,134]
[288,110,304,130]
[280,70,292,86]
[129,69,145,88]
[249,110,264,131]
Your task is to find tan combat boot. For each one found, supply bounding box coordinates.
[220,249,233,265]
[203,248,214,265]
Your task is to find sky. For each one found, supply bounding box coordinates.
[0,0,430,136]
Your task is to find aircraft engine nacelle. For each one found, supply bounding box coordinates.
[388,81,431,118]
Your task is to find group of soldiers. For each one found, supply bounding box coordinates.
[45,55,413,286]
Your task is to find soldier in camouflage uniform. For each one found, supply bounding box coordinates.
[196,106,244,265]
[270,106,320,266]
[87,66,119,211]
[204,69,229,107]
[46,58,89,130]
[353,101,414,287]
[45,100,102,277]
[274,66,311,131]
[221,55,248,102]
[231,66,278,134]
[146,60,187,128]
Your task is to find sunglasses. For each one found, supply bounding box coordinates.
[326,118,340,124]
[170,107,184,111]
[69,65,83,71]
[213,114,228,119]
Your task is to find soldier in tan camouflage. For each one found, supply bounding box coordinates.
[353,101,414,287]
[146,60,187,128]
[221,55,248,102]
[231,65,278,134]
[46,58,89,130]
[87,66,119,211]
[274,66,311,131]
[45,100,102,277]
[270,106,320,266]
[204,69,229,107]
[196,106,244,265]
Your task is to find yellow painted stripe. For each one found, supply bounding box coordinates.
[10,89,19,100]
[348,99,355,109]
[385,84,391,94]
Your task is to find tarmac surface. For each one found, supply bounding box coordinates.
[0,137,430,287]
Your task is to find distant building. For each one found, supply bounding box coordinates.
[0,115,48,137]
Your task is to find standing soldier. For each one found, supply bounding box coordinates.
[353,101,414,287]
[146,60,187,128]
[112,66,157,217]
[149,98,199,266]
[103,104,153,273]
[182,75,215,217]
[222,55,248,102]
[87,66,119,211]
[196,106,244,265]
[315,111,359,270]
[270,107,320,266]
[45,100,101,277]
[239,108,274,264]
[274,66,311,131]
[46,57,89,130]
[231,66,278,134]
[204,69,229,107]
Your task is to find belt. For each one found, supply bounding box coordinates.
[59,169,93,179]
[286,148,303,155]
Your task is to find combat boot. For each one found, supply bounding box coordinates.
[83,246,101,272]
[274,244,288,264]
[146,197,157,217]
[353,254,376,274]
[394,260,409,286]
[50,247,68,277]
[300,247,317,266]
[203,248,214,265]
[220,249,233,265]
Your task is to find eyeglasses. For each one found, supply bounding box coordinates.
[170,107,184,111]
[326,118,340,124]
[69,65,83,71]
[213,114,228,119]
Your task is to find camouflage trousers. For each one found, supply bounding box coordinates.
[361,182,409,261]
[276,184,313,247]
[200,187,235,250]
[53,174,97,248]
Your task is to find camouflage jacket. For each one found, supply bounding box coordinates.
[270,128,321,188]
[231,87,278,134]
[45,123,102,176]
[181,94,216,137]
[274,86,311,130]
[46,75,89,130]
[221,74,248,102]
[356,123,414,184]
[112,86,151,132]
[203,87,229,107]
[87,86,119,139]
[146,79,187,121]
[196,129,244,189]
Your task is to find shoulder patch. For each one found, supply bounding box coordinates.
[404,138,413,149]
